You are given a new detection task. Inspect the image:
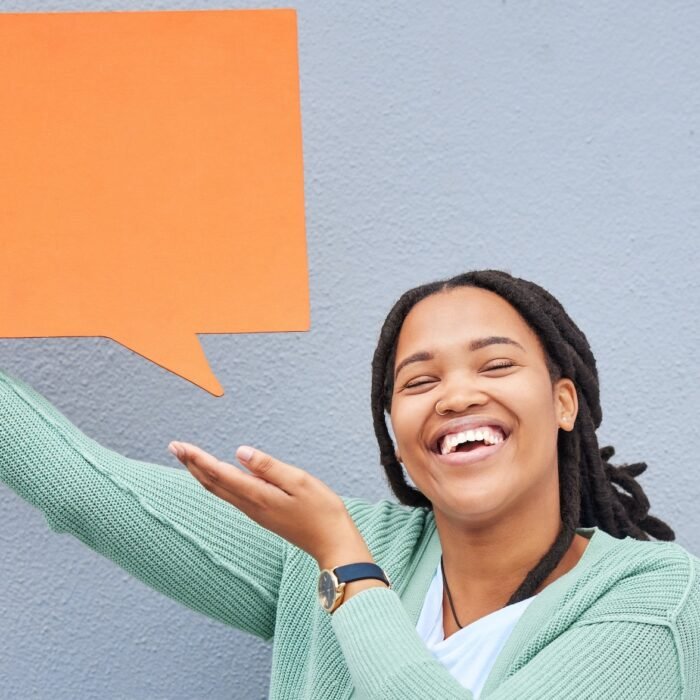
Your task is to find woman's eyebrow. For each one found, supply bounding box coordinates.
[394,336,526,380]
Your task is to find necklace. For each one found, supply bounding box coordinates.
[440,555,464,629]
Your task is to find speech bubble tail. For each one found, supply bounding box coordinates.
[111,330,224,397]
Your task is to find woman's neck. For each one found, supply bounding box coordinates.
[434,509,591,638]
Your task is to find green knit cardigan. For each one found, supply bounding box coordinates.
[1,368,698,699]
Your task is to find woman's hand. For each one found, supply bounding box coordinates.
[167,441,371,568]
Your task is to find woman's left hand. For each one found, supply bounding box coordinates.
[168,441,371,567]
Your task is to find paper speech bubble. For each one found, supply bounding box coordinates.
[0,9,309,396]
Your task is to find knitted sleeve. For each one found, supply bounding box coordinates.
[331,583,696,699]
[0,369,286,641]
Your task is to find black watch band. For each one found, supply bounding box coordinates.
[334,562,390,587]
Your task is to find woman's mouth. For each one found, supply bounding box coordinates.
[431,433,510,467]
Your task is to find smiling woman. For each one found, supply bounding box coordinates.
[364,269,698,694]
[0,269,698,699]
[387,285,590,619]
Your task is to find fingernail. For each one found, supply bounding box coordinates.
[237,445,254,462]
[168,442,180,457]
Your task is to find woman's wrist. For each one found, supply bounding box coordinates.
[315,521,374,571]
[316,543,375,572]
[316,536,390,612]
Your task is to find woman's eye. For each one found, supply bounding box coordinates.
[485,361,515,371]
[404,379,434,389]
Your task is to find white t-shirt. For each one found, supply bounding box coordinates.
[415,562,538,699]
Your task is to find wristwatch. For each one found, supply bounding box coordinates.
[317,562,391,614]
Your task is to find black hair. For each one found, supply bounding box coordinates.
[370,269,674,605]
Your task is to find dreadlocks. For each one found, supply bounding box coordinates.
[370,269,674,606]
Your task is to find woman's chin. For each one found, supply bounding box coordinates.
[428,475,518,522]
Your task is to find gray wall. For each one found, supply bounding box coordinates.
[1,1,698,698]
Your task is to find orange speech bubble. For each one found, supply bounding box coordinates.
[0,9,309,396]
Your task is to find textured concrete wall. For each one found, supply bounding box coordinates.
[1,1,698,697]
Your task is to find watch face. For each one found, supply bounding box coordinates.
[318,570,337,610]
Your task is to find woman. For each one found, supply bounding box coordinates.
[1,269,698,698]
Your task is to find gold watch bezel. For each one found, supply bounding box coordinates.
[317,568,347,613]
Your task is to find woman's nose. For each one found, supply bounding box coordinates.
[434,381,488,415]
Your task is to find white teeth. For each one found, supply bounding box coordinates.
[438,426,506,455]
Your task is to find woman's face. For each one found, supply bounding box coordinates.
[389,286,577,526]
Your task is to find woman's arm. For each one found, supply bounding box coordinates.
[331,585,694,699]
[115,392,696,699]
[0,369,286,641]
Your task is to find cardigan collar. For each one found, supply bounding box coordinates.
[393,512,618,696]
[345,509,619,699]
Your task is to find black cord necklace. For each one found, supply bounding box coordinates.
[440,554,464,629]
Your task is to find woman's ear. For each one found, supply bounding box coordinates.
[555,377,578,431]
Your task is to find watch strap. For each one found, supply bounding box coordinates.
[333,562,390,587]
